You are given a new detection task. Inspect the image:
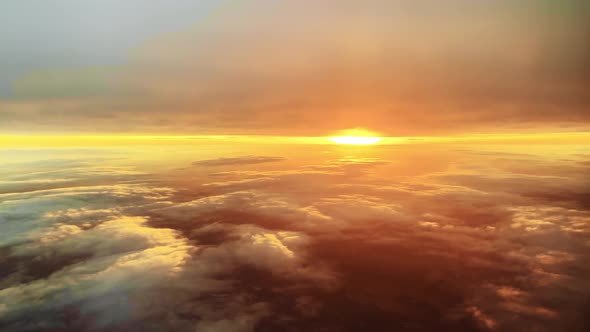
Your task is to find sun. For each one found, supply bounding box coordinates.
[327,128,382,145]
[328,136,382,145]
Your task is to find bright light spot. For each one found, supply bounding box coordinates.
[328,136,382,145]
[327,129,382,145]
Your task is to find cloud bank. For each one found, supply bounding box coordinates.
[1,0,589,134]
[1,146,589,331]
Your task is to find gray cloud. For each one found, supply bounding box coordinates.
[0,0,224,97]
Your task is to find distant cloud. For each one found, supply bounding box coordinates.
[1,0,589,135]
[192,156,285,167]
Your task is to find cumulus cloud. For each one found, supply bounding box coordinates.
[0,166,334,331]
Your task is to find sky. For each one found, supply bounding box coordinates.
[1,0,589,136]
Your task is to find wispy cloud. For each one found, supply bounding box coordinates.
[192,156,285,167]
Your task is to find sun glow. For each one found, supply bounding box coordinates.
[327,128,383,145]
[328,136,382,145]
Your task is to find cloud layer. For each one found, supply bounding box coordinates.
[1,0,589,134]
[192,156,285,167]
[1,144,589,331]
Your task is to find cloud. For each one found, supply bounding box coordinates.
[192,156,285,167]
[151,191,334,233]
[2,145,590,331]
[2,0,589,134]
[0,183,175,249]
[0,214,192,331]
[199,157,390,194]
[0,174,333,331]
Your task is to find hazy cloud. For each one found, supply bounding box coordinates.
[192,156,285,167]
[1,0,588,134]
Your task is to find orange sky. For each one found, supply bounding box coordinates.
[1,0,589,136]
